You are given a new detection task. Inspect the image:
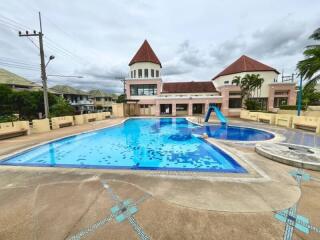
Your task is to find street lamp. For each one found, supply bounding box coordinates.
[41,55,55,118]
[45,55,55,68]
[297,76,303,116]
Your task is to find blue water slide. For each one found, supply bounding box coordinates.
[204,104,228,124]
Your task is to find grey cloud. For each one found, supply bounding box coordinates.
[248,21,311,57]
[210,39,246,65]
[0,0,319,88]
[178,40,208,67]
[162,63,191,76]
[83,67,127,80]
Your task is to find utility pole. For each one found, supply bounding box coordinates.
[19,12,50,118]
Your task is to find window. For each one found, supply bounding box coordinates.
[130,84,157,96]
[151,69,154,77]
[176,104,188,111]
[156,70,159,77]
[138,69,142,78]
[274,97,288,108]
[134,70,136,78]
[229,98,242,108]
[224,81,229,84]
[144,69,148,78]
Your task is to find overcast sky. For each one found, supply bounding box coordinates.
[0,0,319,93]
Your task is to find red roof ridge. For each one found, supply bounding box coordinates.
[129,40,162,67]
[162,81,216,93]
[212,55,279,80]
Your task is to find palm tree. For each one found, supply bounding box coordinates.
[297,28,320,88]
[233,74,265,108]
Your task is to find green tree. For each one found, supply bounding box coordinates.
[302,81,320,107]
[297,28,320,88]
[0,85,62,120]
[116,94,126,103]
[0,84,14,115]
[50,97,75,117]
[233,74,264,108]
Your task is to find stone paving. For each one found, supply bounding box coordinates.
[0,117,319,239]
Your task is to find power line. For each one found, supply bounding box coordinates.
[0,57,39,67]
[0,14,33,30]
[0,12,88,67]
[0,62,40,71]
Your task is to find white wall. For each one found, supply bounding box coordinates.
[213,71,279,98]
[129,62,161,79]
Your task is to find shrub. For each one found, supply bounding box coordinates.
[245,99,260,110]
[0,114,19,123]
[50,97,75,117]
[279,105,306,110]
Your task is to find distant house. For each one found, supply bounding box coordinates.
[88,90,117,111]
[0,68,41,91]
[50,85,94,114]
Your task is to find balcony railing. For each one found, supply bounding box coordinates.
[69,100,94,105]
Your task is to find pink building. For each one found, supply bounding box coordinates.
[125,40,297,117]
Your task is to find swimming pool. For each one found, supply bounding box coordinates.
[193,124,274,141]
[1,118,246,173]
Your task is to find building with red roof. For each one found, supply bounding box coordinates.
[124,40,296,117]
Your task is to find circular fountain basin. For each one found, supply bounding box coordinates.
[255,143,320,171]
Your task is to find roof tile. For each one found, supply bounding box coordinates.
[162,81,216,93]
[212,55,279,80]
[129,40,162,67]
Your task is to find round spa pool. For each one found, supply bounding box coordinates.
[192,124,275,141]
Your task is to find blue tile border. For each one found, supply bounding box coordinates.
[0,161,247,173]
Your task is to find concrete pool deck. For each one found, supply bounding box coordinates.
[0,117,319,239]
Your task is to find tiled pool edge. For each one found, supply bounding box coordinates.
[187,117,285,144]
[0,118,128,163]
[0,117,271,182]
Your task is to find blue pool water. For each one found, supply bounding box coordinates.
[193,124,274,141]
[1,118,246,173]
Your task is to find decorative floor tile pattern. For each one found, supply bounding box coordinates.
[274,169,320,239]
[66,180,151,240]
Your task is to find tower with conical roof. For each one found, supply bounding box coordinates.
[128,40,162,79]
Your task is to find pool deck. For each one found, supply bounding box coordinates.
[0,117,319,239]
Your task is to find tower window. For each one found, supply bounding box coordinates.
[151,69,154,77]
[130,71,133,78]
[138,69,142,78]
[134,70,136,78]
[144,69,148,78]
[156,70,159,77]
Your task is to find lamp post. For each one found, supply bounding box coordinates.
[42,55,55,118]
[297,76,303,116]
